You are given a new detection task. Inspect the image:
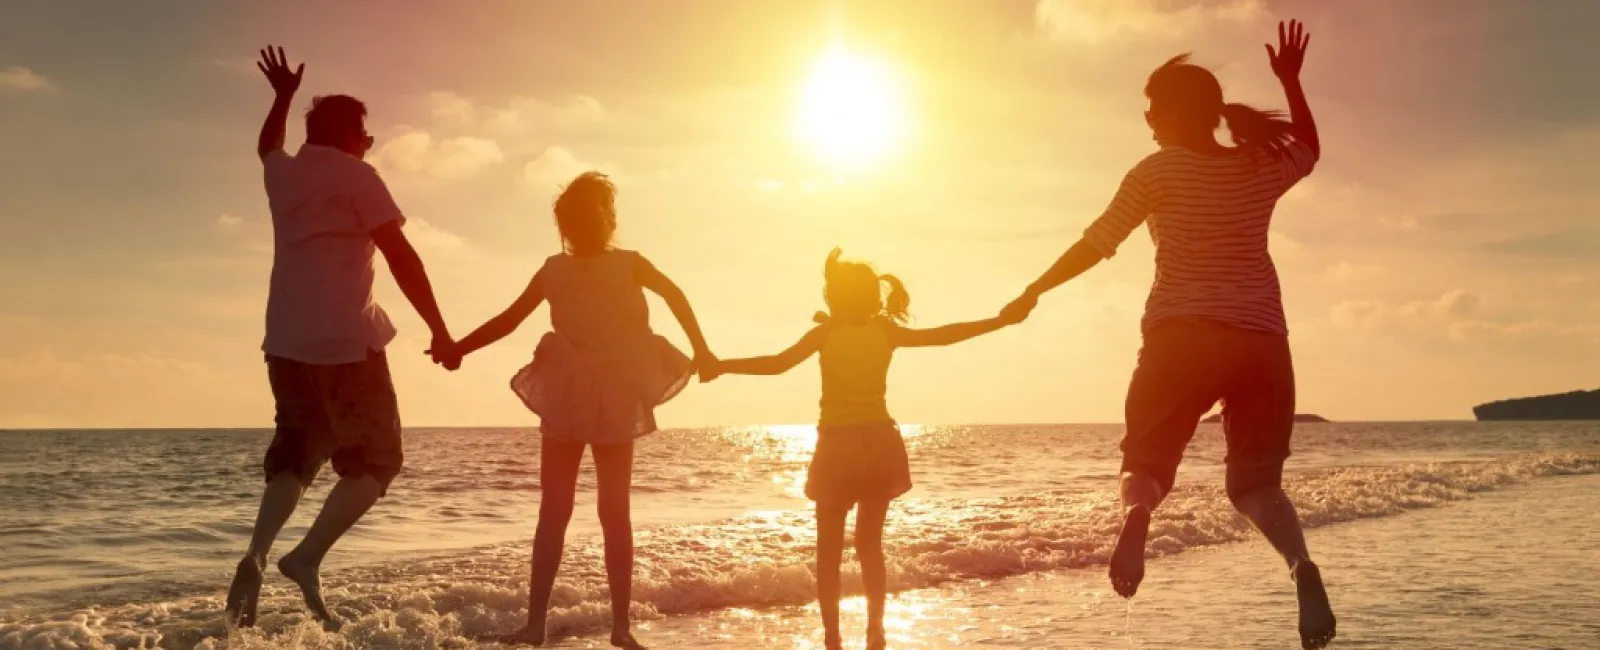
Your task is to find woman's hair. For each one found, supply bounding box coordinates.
[1145,54,1294,154]
[552,171,617,254]
[814,248,910,325]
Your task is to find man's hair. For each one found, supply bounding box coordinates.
[305,95,367,145]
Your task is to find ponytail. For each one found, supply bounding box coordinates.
[817,247,911,324]
[1220,103,1295,155]
[880,274,910,323]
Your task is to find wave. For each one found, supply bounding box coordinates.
[2,453,1596,649]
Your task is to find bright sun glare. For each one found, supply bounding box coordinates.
[795,46,908,170]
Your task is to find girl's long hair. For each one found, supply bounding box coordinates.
[1147,54,1295,155]
[813,248,910,325]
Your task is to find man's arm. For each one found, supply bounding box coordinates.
[371,223,450,347]
[255,46,304,162]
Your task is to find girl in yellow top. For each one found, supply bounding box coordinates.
[701,248,1015,650]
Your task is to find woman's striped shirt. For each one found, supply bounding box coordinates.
[1083,139,1318,336]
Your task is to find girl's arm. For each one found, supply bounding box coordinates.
[704,327,828,380]
[1267,20,1319,157]
[635,254,713,361]
[889,316,1011,348]
[436,271,545,368]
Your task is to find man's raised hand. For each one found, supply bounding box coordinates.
[256,46,304,97]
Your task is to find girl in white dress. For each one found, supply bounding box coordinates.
[432,171,712,649]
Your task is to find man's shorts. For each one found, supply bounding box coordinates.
[263,349,403,495]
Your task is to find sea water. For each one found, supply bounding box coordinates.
[1,423,1597,648]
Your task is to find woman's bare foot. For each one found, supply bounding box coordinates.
[611,630,648,650]
[494,623,547,646]
[224,556,263,628]
[1108,504,1151,598]
[276,551,341,631]
[1293,560,1337,649]
[866,624,888,650]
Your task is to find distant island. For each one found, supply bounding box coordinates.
[1473,389,1600,421]
[1202,413,1329,424]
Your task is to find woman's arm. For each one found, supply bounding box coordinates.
[1267,20,1319,157]
[1003,238,1108,321]
[435,271,545,368]
[890,317,1011,348]
[703,327,827,381]
[635,254,713,360]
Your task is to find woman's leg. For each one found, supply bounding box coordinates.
[506,436,585,644]
[1111,322,1220,598]
[1222,333,1335,649]
[814,500,852,650]
[592,441,647,649]
[854,498,892,650]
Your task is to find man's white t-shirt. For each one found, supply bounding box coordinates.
[261,144,403,365]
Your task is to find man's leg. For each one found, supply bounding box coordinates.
[277,350,403,630]
[277,474,383,629]
[227,357,325,628]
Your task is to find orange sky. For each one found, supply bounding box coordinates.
[0,0,1596,428]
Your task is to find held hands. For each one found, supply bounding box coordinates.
[1000,289,1039,325]
[426,334,463,371]
[1266,20,1309,82]
[695,350,723,383]
[256,46,304,97]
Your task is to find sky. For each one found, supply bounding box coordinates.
[0,0,1597,429]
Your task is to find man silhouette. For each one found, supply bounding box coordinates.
[224,46,452,630]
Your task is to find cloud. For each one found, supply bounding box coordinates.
[1324,261,1384,282]
[1330,300,1386,330]
[489,95,610,133]
[1400,290,1480,321]
[406,217,469,253]
[215,214,245,228]
[427,91,476,126]
[522,146,601,191]
[0,66,56,92]
[371,131,505,180]
[1482,230,1600,259]
[1035,0,1265,45]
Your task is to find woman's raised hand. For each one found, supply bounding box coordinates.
[1266,19,1310,82]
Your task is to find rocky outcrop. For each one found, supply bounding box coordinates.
[1473,389,1600,421]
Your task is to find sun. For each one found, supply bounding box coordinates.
[794,46,908,171]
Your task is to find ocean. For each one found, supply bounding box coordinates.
[1,423,1598,649]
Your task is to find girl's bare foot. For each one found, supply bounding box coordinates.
[867,624,888,650]
[824,631,844,650]
[611,630,648,650]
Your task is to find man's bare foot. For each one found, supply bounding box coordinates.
[1293,560,1337,649]
[225,556,264,627]
[866,624,888,650]
[494,623,547,646]
[276,551,341,631]
[611,630,648,650]
[1108,504,1151,598]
